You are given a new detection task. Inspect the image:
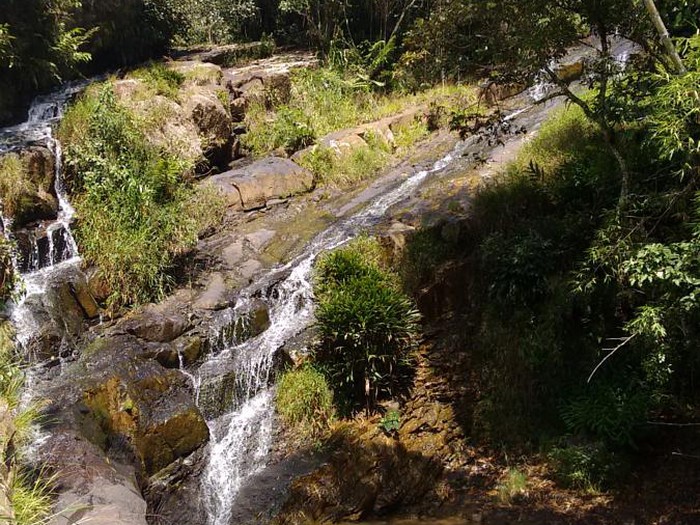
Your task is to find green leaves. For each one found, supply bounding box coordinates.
[314,237,420,412]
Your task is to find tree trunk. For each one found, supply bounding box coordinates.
[642,0,686,74]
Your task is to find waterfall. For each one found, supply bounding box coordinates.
[199,135,469,525]
[1,81,90,352]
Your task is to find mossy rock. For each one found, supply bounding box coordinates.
[83,362,209,476]
[0,147,59,228]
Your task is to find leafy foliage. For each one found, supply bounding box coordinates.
[162,0,260,45]
[548,442,623,492]
[314,237,420,412]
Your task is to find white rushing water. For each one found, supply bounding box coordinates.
[1,82,89,351]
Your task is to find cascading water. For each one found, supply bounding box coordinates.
[0,81,89,352]
[197,40,643,524]
[198,139,462,525]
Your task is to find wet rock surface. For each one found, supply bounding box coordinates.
[0,146,58,228]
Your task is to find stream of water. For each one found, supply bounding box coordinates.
[0,82,89,354]
[198,140,467,524]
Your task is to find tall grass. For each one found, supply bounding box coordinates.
[0,154,40,225]
[0,323,53,524]
[243,67,474,158]
[276,366,335,439]
[60,83,225,310]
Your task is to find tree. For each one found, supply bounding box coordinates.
[481,0,662,209]
[642,0,685,73]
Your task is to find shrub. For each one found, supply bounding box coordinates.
[59,83,224,309]
[548,442,623,492]
[561,384,650,447]
[379,409,401,434]
[480,229,555,307]
[276,366,334,437]
[314,237,420,412]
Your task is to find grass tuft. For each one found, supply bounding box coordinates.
[276,366,335,439]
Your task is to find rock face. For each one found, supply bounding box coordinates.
[184,86,232,149]
[275,415,455,523]
[209,158,314,211]
[292,108,422,163]
[47,429,149,525]
[14,265,94,362]
[83,362,209,475]
[35,317,212,525]
[0,147,58,228]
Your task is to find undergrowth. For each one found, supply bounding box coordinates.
[59,83,225,310]
[313,236,420,413]
[243,67,474,159]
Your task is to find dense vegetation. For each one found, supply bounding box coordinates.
[58,81,225,310]
[3,0,700,513]
[395,34,700,495]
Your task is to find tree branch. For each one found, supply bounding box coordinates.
[587,334,637,383]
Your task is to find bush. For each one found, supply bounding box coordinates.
[59,83,224,309]
[314,237,420,412]
[548,442,624,492]
[276,366,334,437]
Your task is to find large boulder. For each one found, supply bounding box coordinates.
[478,81,527,105]
[45,429,149,525]
[119,306,190,343]
[83,366,209,475]
[0,147,58,228]
[555,60,585,83]
[183,86,232,150]
[208,158,314,211]
[48,334,210,477]
[12,265,91,363]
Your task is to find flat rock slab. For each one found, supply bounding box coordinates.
[195,272,229,310]
[209,157,313,211]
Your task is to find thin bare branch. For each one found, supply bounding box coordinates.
[587,334,637,383]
